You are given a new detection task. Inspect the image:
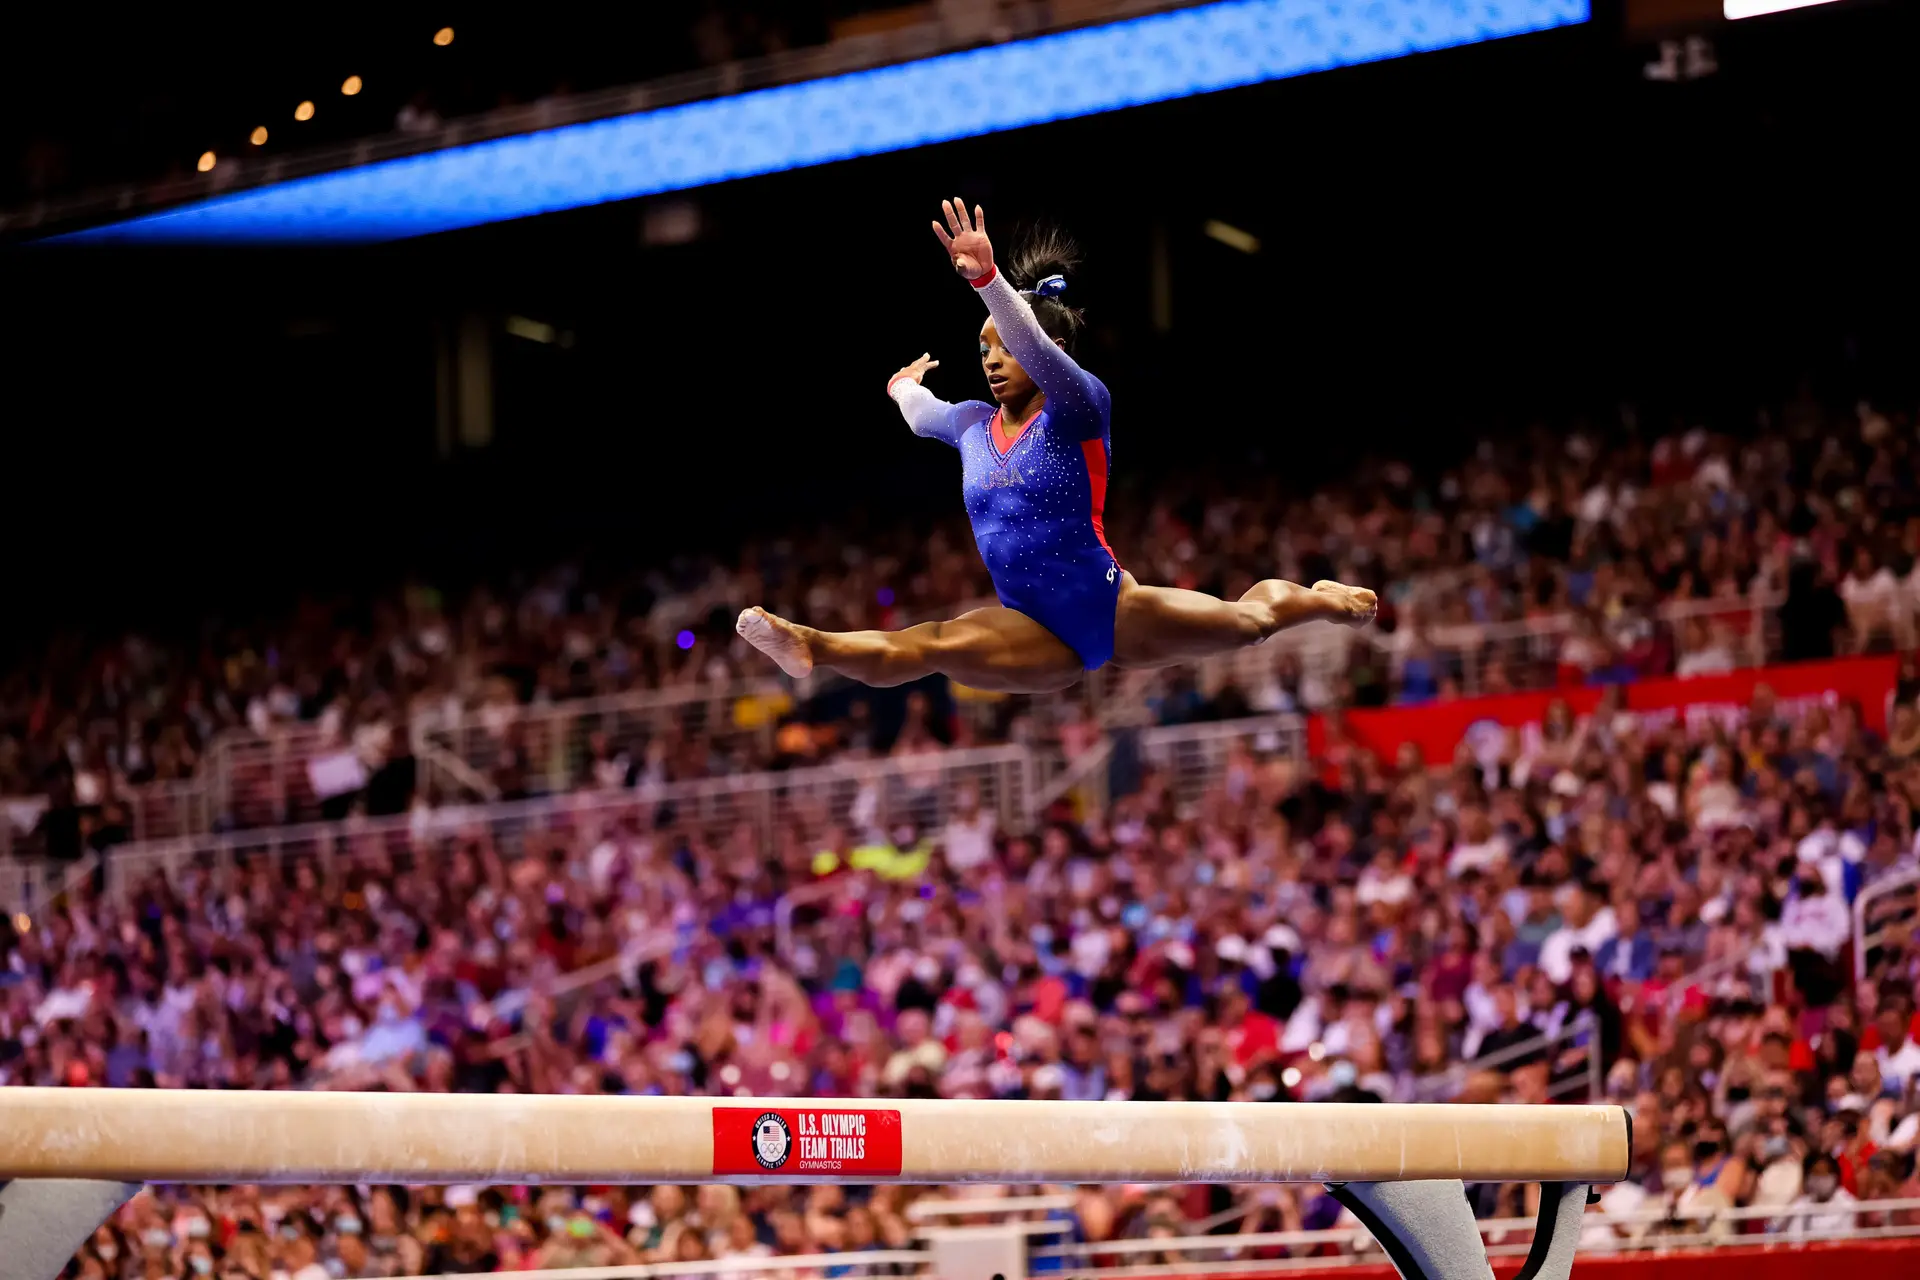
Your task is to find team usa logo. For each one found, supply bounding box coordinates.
[751,1113,793,1170]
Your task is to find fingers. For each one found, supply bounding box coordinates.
[974,204,985,236]
[931,221,953,251]
[953,196,972,233]
[941,199,964,238]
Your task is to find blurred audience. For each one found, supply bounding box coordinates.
[5,394,1918,861]
[8,679,1920,1275]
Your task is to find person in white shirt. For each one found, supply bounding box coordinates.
[1774,1153,1857,1240]
[1538,881,1617,985]
[941,781,996,872]
[1674,617,1736,677]
[1838,547,1899,648]
[1873,999,1920,1096]
[1779,867,1851,1007]
[1779,871,1851,958]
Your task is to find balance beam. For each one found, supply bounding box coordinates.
[0,1089,1630,1280]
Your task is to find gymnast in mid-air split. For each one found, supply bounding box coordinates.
[738,197,1377,693]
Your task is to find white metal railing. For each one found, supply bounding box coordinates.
[72,742,1033,906]
[1031,736,1116,815]
[907,1193,1078,1220]
[1029,1198,1920,1273]
[374,1250,930,1280]
[1665,948,1775,1017]
[331,1198,1920,1280]
[414,679,791,801]
[1,0,1203,237]
[1134,714,1307,805]
[1419,1014,1604,1105]
[413,740,504,806]
[4,714,1314,913]
[0,850,97,918]
[0,677,796,869]
[1855,864,1920,983]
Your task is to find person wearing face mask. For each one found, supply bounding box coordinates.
[272,1220,331,1280]
[1650,1139,1734,1239]
[181,1244,219,1278]
[1748,1129,1808,1212]
[1775,1152,1857,1239]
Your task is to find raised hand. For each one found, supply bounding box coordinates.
[931,197,994,282]
[888,353,940,393]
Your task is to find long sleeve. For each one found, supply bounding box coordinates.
[970,267,1109,438]
[888,376,964,447]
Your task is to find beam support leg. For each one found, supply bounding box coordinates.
[1330,1180,1594,1280]
[0,1178,143,1280]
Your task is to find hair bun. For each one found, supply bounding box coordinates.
[1033,274,1068,298]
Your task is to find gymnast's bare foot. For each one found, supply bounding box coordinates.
[1312,581,1378,627]
[736,607,815,678]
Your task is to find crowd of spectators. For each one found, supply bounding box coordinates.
[6,394,1919,860]
[7,659,1920,1276]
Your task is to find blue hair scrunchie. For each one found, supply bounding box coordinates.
[1033,274,1068,298]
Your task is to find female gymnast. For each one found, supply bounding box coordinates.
[738,197,1376,693]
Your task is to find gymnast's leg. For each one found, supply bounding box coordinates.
[737,604,1085,693]
[1110,573,1375,670]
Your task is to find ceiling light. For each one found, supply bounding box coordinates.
[1203,219,1261,254]
[342,75,363,96]
[250,126,269,146]
[294,100,315,122]
[197,151,216,173]
[1724,0,1841,15]
[433,26,455,46]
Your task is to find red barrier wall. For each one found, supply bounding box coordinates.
[1142,1237,1920,1280]
[1307,654,1900,766]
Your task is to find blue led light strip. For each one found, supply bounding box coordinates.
[60,0,1588,244]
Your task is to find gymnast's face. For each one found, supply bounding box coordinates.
[979,319,1037,409]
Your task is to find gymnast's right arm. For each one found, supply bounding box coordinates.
[887,353,963,446]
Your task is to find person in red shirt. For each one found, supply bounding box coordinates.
[1219,985,1280,1071]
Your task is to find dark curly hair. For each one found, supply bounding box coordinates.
[1004,225,1085,355]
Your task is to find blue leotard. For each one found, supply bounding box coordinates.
[888,267,1121,670]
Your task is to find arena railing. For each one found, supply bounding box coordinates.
[1854,863,1920,984]
[0,851,95,919]
[3,712,1306,914]
[329,1199,1920,1280]
[373,1251,936,1280]
[65,740,1034,906]
[1135,715,1309,799]
[1418,1015,1604,1106]
[1024,1197,1920,1274]
[0,0,1205,238]
[1658,945,1781,1020]
[410,678,793,798]
[0,676,795,863]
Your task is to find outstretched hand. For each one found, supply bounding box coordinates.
[931,197,994,282]
[889,353,940,392]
